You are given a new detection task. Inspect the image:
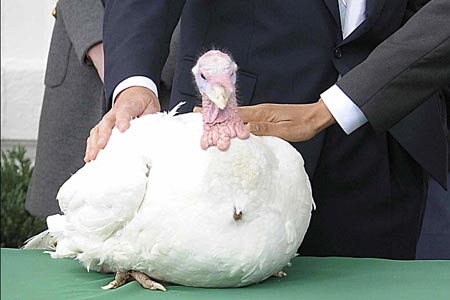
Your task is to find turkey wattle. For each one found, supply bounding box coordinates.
[27,50,315,291]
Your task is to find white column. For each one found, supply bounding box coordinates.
[1,0,57,143]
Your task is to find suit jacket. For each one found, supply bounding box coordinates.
[26,0,106,217]
[103,0,443,258]
[337,0,450,187]
[104,0,442,178]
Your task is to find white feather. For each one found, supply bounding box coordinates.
[45,110,314,287]
[22,230,56,250]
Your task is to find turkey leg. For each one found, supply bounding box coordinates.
[102,271,167,291]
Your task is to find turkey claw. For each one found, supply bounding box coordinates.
[272,271,287,278]
[101,271,167,291]
[101,282,117,290]
[130,270,167,291]
[101,271,131,289]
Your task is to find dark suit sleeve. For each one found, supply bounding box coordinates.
[58,0,104,65]
[403,0,430,20]
[337,0,450,132]
[103,0,185,106]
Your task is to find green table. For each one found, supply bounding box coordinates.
[1,248,449,300]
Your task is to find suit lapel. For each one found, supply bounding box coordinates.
[342,0,386,43]
[322,0,341,27]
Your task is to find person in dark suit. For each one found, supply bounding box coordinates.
[26,0,106,218]
[240,0,449,174]
[88,0,446,259]
[238,0,450,259]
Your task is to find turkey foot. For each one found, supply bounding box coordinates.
[272,271,287,278]
[102,271,167,291]
[101,271,131,289]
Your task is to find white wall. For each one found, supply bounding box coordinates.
[1,0,57,143]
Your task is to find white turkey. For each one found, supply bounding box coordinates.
[26,50,315,291]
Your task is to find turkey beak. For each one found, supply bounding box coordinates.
[206,85,229,110]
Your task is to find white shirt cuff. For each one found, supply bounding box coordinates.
[320,85,368,134]
[112,76,159,104]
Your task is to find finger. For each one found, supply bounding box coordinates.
[239,106,261,123]
[193,107,202,113]
[247,122,275,135]
[84,112,116,162]
[96,119,113,148]
[85,127,99,162]
[239,104,275,123]
[96,111,116,145]
[247,122,281,138]
[115,110,133,132]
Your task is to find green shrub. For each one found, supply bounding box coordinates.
[1,146,47,248]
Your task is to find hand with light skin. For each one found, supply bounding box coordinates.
[87,42,104,82]
[84,86,160,162]
[237,99,336,142]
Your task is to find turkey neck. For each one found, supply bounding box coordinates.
[201,94,240,126]
[199,90,249,151]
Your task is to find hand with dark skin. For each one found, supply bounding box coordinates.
[84,86,160,162]
[239,100,336,142]
[194,100,336,142]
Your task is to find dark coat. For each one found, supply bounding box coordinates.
[103,0,447,259]
[337,0,450,188]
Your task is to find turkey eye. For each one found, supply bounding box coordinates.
[200,73,206,80]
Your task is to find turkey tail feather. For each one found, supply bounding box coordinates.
[22,230,57,250]
[22,214,66,250]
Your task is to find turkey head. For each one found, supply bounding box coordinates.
[192,50,250,150]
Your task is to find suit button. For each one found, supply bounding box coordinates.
[334,47,343,58]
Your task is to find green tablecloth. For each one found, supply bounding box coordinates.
[1,248,449,300]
